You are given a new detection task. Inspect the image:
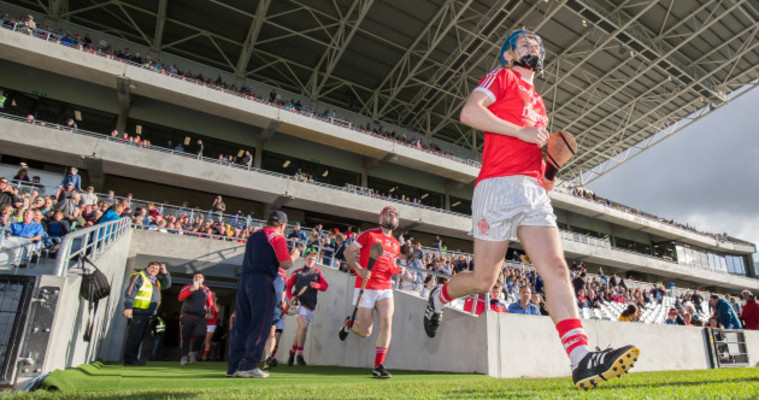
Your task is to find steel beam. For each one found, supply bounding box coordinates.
[234,0,271,77]
[370,0,474,118]
[306,0,374,99]
[151,0,167,52]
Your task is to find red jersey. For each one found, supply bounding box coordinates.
[473,68,549,186]
[207,303,218,325]
[353,227,401,290]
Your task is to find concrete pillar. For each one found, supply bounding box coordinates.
[361,167,368,187]
[115,77,132,134]
[83,156,105,191]
[254,142,264,169]
[444,185,451,211]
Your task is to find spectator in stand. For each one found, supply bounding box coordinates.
[122,262,171,365]
[211,195,225,221]
[665,308,679,325]
[682,312,693,326]
[81,186,98,206]
[709,295,742,329]
[7,209,44,242]
[725,294,742,315]
[740,290,759,330]
[44,210,70,249]
[0,178,14,207]
[531,292,549,316]
[98,203,123,224]
[489,281,507,313]
[507,286,540,315]
[65,118,78,131]
[576,288,591,309]
[196,139,204,159]
[60,167,82,192]
[0,205,14,228]
[609,274,618,288]
[587,289,603,308]
[287,222,308,244]
[103,190,116,205]
[177,271,214,365]
[618,305,638,322]
[21,14,35,35]
[12,168,30,186]
[690,291,705,314]
[572,271,587,294]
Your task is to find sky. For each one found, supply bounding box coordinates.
[587,85,759,262]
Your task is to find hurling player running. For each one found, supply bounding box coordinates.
[338,206,411,378]
[421,29,639,390]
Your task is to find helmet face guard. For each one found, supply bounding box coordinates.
[499,29,545,75]
[379,206,399,230]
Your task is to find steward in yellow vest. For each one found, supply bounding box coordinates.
[123,262,171,365]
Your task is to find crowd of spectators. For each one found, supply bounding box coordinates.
[564,186,735,244]
[0,12,479,167]
[4,11,750,243]
[3,163,758,331]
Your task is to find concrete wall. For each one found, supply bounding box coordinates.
[40,229,133,371]
[26,229,759,379]
[489,315,710,378]
[276,267,489,374]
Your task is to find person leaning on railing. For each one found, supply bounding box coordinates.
[122,261,171,366]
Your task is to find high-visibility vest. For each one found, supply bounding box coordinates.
[132,271,161,309]
[151,316,166,336]
[0,95,6,108]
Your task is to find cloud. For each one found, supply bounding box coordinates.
[587,86,759,261]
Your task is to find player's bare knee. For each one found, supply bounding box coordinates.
[354,326,371,337]
[540,257,570,280]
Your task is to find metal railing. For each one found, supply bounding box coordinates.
[0,227,45,272]
[53,217,131,276]
[2,111,471,219]
[1,20,482,168]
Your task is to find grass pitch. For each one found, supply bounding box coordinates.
[2,361,758,399]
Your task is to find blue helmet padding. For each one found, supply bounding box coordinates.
[499,29,531,67]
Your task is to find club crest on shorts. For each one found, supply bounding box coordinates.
[478,218,490,235]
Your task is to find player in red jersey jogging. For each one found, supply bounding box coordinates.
[338,206,412,378]
[285,250,329,367]
[421,29,639,390]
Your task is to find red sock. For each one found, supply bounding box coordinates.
[296,347,304,356]
[290,344,297,355]
[203,349,209,356]
[437,283,454,304]
[272,345,279,357]
[556,319,590,368]
[374,347,388,368]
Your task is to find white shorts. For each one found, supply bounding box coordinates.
[352,288,394,309]
[471,176,556,242]
[206,325,216,333]
[298,306,314,324]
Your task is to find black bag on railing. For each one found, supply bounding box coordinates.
[79,255,111,342]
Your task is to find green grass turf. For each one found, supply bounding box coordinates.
[2,361,758,400]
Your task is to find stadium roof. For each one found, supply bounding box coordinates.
[11,0,759,184]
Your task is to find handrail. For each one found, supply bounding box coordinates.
[53,217,131,276]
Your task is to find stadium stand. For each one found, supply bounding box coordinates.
[0,12,481,167]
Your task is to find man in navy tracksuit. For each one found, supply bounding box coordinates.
[227,210,300,378]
